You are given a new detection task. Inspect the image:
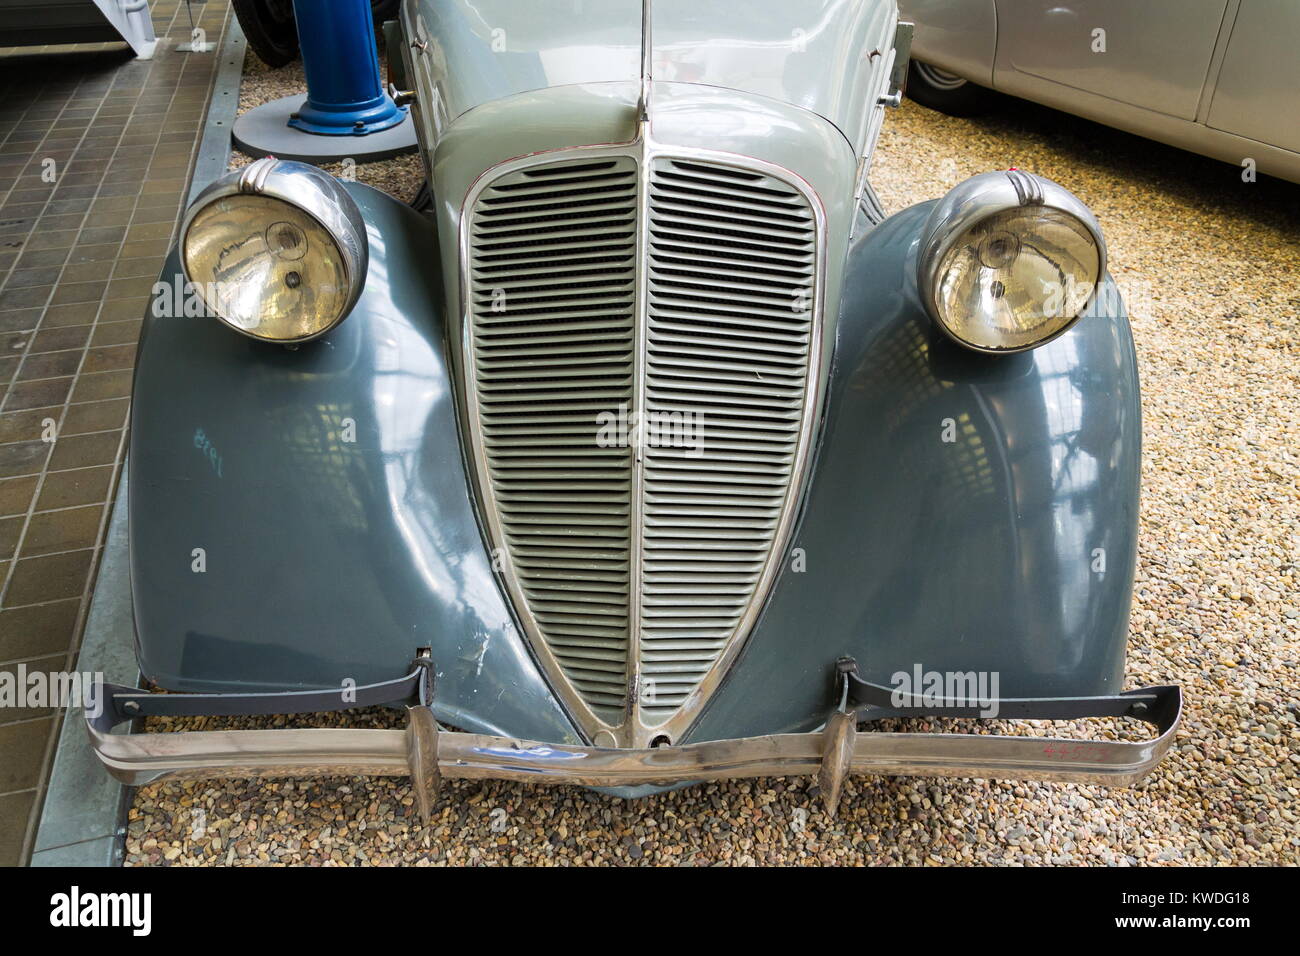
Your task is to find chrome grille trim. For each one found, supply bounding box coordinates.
[462,143,825,747]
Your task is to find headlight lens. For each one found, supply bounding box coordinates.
[181,159,367,343]
[918,171,1106,353]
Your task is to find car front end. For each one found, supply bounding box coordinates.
[90,0,1181,816]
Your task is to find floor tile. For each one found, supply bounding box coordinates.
[35,466,112,511]
[47,431,121,471]
[5,548,94,606]
[68,368,131,403]
[0,791,36,866]
[0,475,37,517]
[17,350,82,382]
[29,325,92,354]
[21,505,105,558]
[0,440,51,479]
[61,399,128,435]
[0,599,81,660]
[3,377,73,411]
[0,718,54,792]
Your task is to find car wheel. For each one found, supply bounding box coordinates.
[231,0,299,68]
[232,1,404,67]
[907,61,992,117]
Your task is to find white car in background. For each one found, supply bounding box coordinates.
[901,0,1300,183]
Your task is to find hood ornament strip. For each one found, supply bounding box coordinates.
[637,0,653,127]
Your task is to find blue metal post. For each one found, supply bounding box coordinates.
[288,0,406,136]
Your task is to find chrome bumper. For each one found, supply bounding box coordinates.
[87,659,1181,817]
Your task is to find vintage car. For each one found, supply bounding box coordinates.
[901,0,1300,183]
[89,0,1180,817]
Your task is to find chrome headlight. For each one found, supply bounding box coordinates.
[917,170,1106,353]
[180,158,368,343]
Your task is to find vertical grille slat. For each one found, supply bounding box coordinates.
[467,151,818,741]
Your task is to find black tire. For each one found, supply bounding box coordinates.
[231,0,299,68]
[232,1,402,67]
[906,60,992,117]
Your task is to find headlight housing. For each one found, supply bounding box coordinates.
[180,158,368,343]
[916,170,1106,353]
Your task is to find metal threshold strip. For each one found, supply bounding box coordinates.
[86,655,1181,817]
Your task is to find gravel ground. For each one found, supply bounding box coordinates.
[124,58,1299,866]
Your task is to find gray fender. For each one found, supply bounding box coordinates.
[688,200,1141,741]
[129,183,582,744]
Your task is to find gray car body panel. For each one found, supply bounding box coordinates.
[132,189,1140,749]
[903,0,996,85]
[1205,0,1300,156]
[405,0,895,157]
[902,0,1300,183]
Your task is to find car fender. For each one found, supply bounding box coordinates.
[689,199,1141,740]
[128,182,582,744]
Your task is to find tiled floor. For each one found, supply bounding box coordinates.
[0,0,229,866]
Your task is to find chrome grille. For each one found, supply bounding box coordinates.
[468,157,639,723]
[466,150,819,742]
[640,158,817,722]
